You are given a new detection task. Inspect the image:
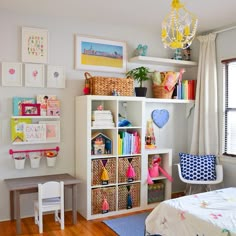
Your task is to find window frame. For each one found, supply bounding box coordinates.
[221,58,236,157]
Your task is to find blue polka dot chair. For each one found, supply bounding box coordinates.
[176,153,223,195]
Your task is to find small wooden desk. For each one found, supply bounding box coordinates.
[4,173,81,235]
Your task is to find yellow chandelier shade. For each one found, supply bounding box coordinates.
[161,0,198,49]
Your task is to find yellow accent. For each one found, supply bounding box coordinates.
[171,0,183,9]
[184,26,190,36]
[101,167,109,181]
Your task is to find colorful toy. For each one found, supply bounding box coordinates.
[147,156,173,184]
[101,160,109,185]
[126,158,136,182]
[126,185,132,209]
[102,197,109,214]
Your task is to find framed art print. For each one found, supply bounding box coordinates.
[25,63,44,87]
[1,62,22,87]
[75,35,127,73]
[39,121,60,142]
[22,27,49,64]
[47,65,65,88]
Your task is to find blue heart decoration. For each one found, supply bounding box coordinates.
[151,109,169,128]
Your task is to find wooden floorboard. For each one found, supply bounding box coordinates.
[0,210,149,236]
[0,193,184,235]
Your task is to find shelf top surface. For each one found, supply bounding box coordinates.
[77,95,194,104]
[129,56,198,67]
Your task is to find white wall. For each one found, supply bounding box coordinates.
[0,9,197,221]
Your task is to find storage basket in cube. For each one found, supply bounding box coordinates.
[118,183,140,210]
[118,156,141,183]
[148,182,165,204]
[91,186,116,215]
[91,158,116,186]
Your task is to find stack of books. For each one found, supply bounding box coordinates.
[174,79,196,100]
[92,110,115,128]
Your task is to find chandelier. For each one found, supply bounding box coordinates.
[161,0,198,49]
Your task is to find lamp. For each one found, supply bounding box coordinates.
[161,0,198,49]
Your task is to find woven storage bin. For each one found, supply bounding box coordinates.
[85,72,134,96]
[152,85,174,99]
[118,183,140,210]
[148,182,165,204]
[118,156,141,183]
[91,158,116,186]
[91,186,116,215]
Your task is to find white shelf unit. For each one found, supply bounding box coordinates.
[11,116,60,145]
[129,56,198,67]
[75,95,173,220]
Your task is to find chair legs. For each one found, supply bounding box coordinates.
[34,209,64,233]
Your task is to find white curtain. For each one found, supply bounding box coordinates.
[190,33,219,155]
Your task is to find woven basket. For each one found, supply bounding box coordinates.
[118,183,140,210]
[152,85,174,99]
[118,156,141,183]
[91,186,116,215]
[85,72,134,96]
[91,158,116,186]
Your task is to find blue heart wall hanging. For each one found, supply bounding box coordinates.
[151,109,169,128]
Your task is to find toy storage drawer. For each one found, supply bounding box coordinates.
[118,156,141,183]
[91,186,116,215]
[118,183,140,210]
[91,158,116,186]
[148,182,165,204]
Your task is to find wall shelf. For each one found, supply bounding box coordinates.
[129,56,198,67]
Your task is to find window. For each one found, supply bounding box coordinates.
[222,58,236,156]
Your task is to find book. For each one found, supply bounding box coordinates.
[23,123,46,142]
[11,118,32,142]
[47,99,60,116]
[37,95,57,116]
[13,97,36,116]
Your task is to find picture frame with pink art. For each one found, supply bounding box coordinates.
[25,63,45,88]
[38,121,60,142]
[1,62,22,87]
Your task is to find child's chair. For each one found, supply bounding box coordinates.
[34,181,64,233]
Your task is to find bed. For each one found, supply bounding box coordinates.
[145,187,236,236]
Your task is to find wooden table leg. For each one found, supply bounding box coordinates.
[15,190,21,235]
[72,184,77,224]
[10,191,14,220]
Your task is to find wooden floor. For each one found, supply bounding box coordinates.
[0,193,183,235]
[0,210,149,236]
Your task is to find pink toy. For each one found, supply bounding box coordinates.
[147,155,173,184]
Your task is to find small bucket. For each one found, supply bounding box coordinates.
[14,157,26,170]
[47,156,57,167]
[30,153,41,168]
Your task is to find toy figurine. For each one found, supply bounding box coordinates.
[126,185,132,209]
[126,158,136,182]
[102,197,109,214]
[183,44,191,61]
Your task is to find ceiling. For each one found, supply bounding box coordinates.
[1,0,236,34]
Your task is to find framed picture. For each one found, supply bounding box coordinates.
[39,121,60,142]
[23,123,46,142]
[47,65,65,88]
[21,103,41,116]
[1,62,22,87]
[25,63,45,87]
[22,27,49,64]
[75,35,127,73]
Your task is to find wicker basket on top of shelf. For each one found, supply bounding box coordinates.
[84,72,134,96]
[152,85,175,99]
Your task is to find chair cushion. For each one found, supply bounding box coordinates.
[179,153,217,181]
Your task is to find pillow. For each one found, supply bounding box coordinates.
[179,153,217,181]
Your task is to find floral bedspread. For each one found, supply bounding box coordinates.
[145,187,236,236]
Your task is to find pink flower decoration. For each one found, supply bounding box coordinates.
[9,68,15,75]
[32,70,38,78]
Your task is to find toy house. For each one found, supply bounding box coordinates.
[91,132,112,155]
